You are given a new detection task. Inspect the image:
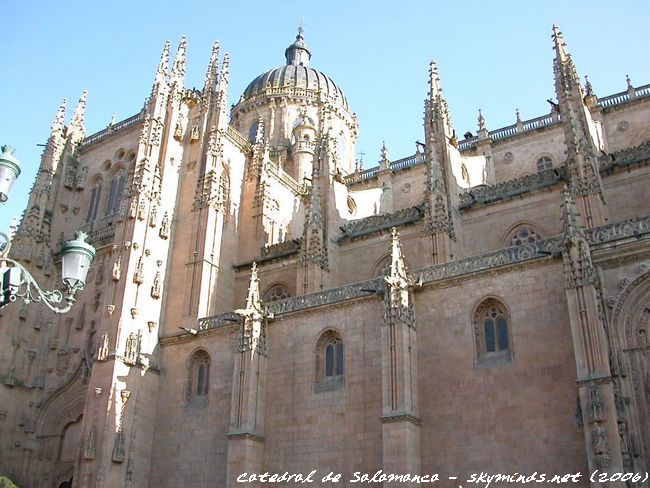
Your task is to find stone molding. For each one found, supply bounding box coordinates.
[379,412,422,426]
[195,215,649,331]
[459,167,567,209]
[338,205,424,241]
[225,431,265,443]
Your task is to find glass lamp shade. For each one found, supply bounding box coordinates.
[61,231,96,290]
[0,146,21,203]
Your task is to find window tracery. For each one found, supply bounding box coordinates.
[315,330,344,392]
[187,349,210,403]
[85,180,103,223]
[474,298,511,366]
[536,155,553,172]
[262,283,290,302]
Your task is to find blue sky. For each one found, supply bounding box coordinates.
[2,0,649,232]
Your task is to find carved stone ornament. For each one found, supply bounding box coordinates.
[124,331,141,365]
[151,271,161,299]
[339,205,424,241]
[133,257,144,284]
[112,255,122,281]
[159,211,170,239]
[97,332,110,361]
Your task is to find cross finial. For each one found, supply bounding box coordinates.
[298,17,305,37]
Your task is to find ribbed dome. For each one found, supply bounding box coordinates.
[242,65,349,109]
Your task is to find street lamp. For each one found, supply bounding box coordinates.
[0,146,21,203]
[0,146,96,314]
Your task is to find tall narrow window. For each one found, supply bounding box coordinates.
[474,298,511,367]
[106,171,126,216]
[86,181,102,222]
[315,330,344,392]
[536,156,553,172]
[187,349,210,404]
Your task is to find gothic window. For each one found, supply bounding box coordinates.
[187,349,210,403]
[85,180,102,222]
[505,223,543,247]
[536,155,553,172]
[510,226,539,246]
[315,330,344,392]
[473,298,512,367]
[105,170,126,216]
[372,255,391,278]
[262,283,290,302]
[248,121,259,142]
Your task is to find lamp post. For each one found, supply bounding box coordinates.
[0,145,96,314]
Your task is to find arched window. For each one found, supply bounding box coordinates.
[536,156,553,172]
[315,330,344,392]
[105,170,126,216]
[248,121,259,142]
[473,298,512,366]
[262,283,290,302]
[510,226,540,246]
[504,223,544,248]
[187,349,210,403]
[85,180,102,222]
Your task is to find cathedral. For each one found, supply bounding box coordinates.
[0,25,649,487]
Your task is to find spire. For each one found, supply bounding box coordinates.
[52,98,67,136]
[386,228,410,288]
[203,41,220,92]
[552,24,581,101]
[155,40,171,86]
[219,52,230,98]
[67,90,88,144]
[243,262,263,316]
[428,60,443,100]
[70,91,87,129]
[300,170,328,271]
[425,60,453,135]
[285,28,311,67]
[41,98,67,169]
[171,36,187,88]
[383,227,415,325]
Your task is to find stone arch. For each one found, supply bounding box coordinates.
[314,328,345,391]
[186,348,211,404]
[502,221,545,248]
[262,282,290,302]
[33,362,87,487]
[608,265,650,472]
[471,295,513,367]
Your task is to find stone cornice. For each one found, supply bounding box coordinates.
[338,205,424,242]
[379,412,422,427]
[195,215,650,332]
[226,431,265,443]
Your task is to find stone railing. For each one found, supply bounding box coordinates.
[259,238,301,262]
[459,166,567,209]
[598,83,650,109]
[197,311,241,331]
[338,205,424,241]
[599,140,650,174]
[586,214,650,245]
[80,112,144,148]
[89,226,116,247]
[196,214,650,330]
[226,125,252,153]
[417,238,561,284]
[266,160,307,196]
[458,113,560,151]
[344,153,422,184]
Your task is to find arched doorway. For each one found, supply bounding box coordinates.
[610,269,650,480]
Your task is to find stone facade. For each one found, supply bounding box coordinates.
[1,26,649,487]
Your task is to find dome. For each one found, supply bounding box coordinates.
[240,31,349,110]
